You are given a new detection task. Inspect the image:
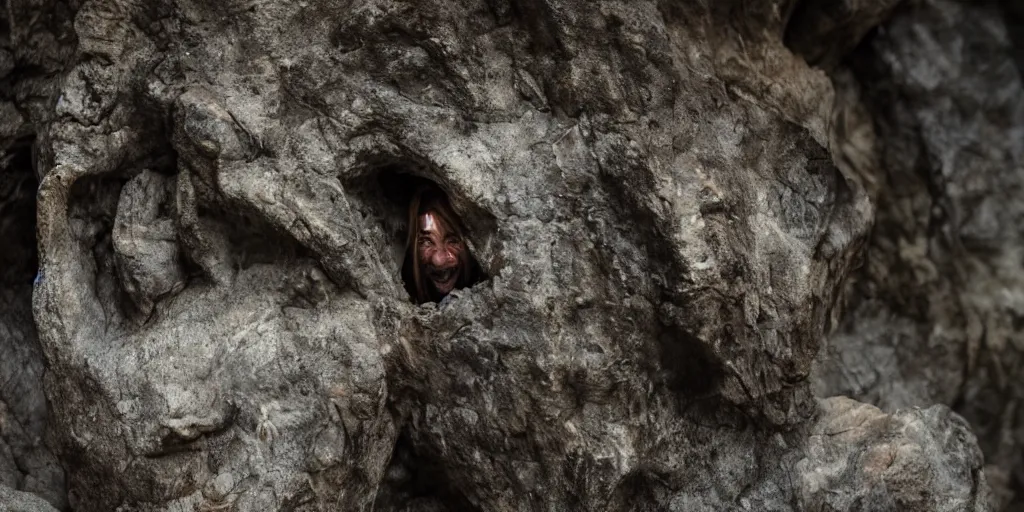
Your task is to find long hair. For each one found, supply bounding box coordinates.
[402,186,481,304]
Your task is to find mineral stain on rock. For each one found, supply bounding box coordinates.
[0,0,1019,510]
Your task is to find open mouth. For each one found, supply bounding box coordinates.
[427,267,458,290]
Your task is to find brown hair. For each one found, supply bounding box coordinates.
[402,186,480,304]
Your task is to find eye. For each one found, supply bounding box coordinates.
[445,236,460,245]
[418,237,433,247]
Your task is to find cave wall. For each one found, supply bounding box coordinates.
[0,0,74,510]
[0,147,65,510]
[0,0,1018,510]
[812,0,1024,508]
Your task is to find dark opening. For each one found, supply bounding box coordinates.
[608,470,664,511]
[0,136,69,509]
[0,137,38,285]
[657,328,725,401]
[1001,0,1024,82]
[375,431,480,511]
[344,165,492,304]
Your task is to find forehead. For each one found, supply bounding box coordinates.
[418,211,451,233]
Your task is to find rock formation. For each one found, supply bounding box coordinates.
[813,0,1024,508]
[0,485,59,512]
[1,2,71,509]
[0,0,1019,510]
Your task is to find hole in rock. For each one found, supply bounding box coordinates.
[657,329,725,402]
[375,431,480,511]
[609,470,664,511]
[345,165,493,304]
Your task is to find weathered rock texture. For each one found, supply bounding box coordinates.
[0,284,64,511]
[798,396,987,512]
[0,2,71,507]
[0,0,1016,510]
[0,484,59,512]
[812,0,1024,509]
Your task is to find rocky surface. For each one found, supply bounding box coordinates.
[0,1,73,509]
[0,63,65,512]
[0,0,1017,510]
[813,0,1024,508]
[0,286,65,511]
[0,484,59,512]
[798,396,989,512]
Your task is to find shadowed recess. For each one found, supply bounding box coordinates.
[0,137,38,285]
[346,164,495,295]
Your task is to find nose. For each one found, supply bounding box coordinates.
[430,246,456,268]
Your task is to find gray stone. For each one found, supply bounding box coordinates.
[0,138,65,510]
[112,170,186,318]
[797,397,992,512]
[0,0,1009,510]
[813,0,1024,507]
[0,288,66,511]
[0,484,59,512]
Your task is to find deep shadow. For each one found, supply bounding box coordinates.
[1001,0,1024,83]
[344,165,448,272]
[609,470,666,512]
[374,431,480,512]
[0,136,38,285]
[0,136,69,509]
[657,328,725,400]
[204,201,313,271]
[66,174,134,319]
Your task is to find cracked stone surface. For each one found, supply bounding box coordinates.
[0,9,67,500]
[797,396,989,512]
[0,0,1015,510]
[813,0,1024,508]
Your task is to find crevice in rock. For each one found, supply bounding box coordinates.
[608,470,667,512]
[374,431,480,512]
[0,136,67,509]
[344,164,497,297]
[783,0,902,71]
[656,327,725,404]
[1001,0,1024,82]
[0,137,38,285]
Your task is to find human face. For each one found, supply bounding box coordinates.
[417,211,465,295]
